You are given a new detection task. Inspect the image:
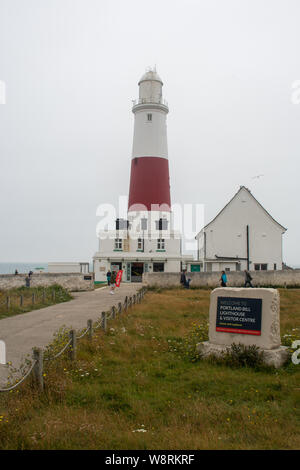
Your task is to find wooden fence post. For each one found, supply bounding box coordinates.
[101,312,107,332]
[32,293,35,305]
[33,348,44,391]
[6,296,10,310]
[111,306,116,319]
[52,290,55,302]
[68,330,77,361]
[87,319,93,340]
[124,296,128,312]
[42,289,46,303]
[118,302,122,314]
[20,295,23,307]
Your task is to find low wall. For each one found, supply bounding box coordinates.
[0,273,94,292]
[143,270,300,288]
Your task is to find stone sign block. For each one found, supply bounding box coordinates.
[197,287,288,368]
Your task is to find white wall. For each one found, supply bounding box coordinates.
[48,263,89,274]
[132,108,168,159]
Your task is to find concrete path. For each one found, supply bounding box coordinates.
[0,284,141,386]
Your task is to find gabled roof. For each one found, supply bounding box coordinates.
[197,186,287,236]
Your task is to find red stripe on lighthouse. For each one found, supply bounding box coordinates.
[128,157,171,211]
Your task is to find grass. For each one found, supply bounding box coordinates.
[0,288,299,449]
[0,285,73,319]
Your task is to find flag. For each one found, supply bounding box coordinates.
[115,270,123,287]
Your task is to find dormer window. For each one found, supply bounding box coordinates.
[147,113,152,122]
[156,218,168,230]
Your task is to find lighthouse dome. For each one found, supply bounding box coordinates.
[138,69,163,85]
[138,68,164,104]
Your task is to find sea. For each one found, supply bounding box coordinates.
[0,263,48,275]
[0,262,298,275]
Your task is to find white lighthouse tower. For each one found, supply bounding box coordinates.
[128,68,170,214]
[93,68,192,283]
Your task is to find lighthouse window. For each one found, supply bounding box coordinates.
[147,113,152,122]
[137,238,143,250]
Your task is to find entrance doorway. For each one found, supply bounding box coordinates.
[111,262,122,273]
[131,262,144,282]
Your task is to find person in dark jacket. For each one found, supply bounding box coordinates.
[106,270,112,286]
[180,269,191,289]
[220,271,227,287]
[244,270,253,287]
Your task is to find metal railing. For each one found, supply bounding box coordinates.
[132,98,168,107]
[0,288,147,393]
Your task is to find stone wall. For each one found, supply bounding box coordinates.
[0,273,94,292]
[143,269,300,288]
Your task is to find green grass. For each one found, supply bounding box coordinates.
[0,284,73,319]
[0,288,299,449]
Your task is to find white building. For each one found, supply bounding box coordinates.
[93,68,192,283]
[195,186,287,272]
[48,262,90,274]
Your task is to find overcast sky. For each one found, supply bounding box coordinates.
[0,0,299,266]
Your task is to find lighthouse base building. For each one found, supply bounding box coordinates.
[93,225,190,283]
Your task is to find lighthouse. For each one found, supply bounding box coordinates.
[128,68,171,213]
[94,68,192,283]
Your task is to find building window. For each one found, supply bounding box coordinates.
[254,263,268,271]
[157,238,165,250]
[137,238,142,250]
[274,263,277,270]
[156,218,168,230]
[225,268,230,272]
[147,113,152,121]
[114,238,122,250]
[141,218,148,230]
[153,262,164,272]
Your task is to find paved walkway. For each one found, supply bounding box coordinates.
[0,284,141,386]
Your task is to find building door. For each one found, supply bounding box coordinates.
[126,263,131,282]
[131,262,144,282]
[111,262,122,272]
[191,264,200,272]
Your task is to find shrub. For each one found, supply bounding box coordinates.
[221,343,265,369]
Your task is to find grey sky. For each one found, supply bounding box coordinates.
[0,0,299,265]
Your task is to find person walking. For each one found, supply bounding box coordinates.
[220,270,227,287]
[110,270,117,294]
[106,270,112,286]
[180,269,191,289]
[25,275,30,288]
[244,270,253,287]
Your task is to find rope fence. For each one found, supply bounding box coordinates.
[0,287,147,393]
